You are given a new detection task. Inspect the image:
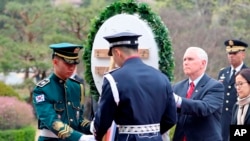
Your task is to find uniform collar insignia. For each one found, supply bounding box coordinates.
[36,78,50,87]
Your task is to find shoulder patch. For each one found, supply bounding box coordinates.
[35,94,45,103]
[36,78,50,87]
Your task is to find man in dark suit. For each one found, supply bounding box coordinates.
[173,47,224,141]
[218,39,248,141]
[91,32,177,141]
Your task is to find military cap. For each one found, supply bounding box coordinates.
[104,32,141,56]
[224,39,248,53]
[49,42,83,64]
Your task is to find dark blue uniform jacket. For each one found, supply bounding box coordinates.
[94,57,177,141]
[218,64,247,141]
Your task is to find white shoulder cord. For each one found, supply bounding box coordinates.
[90,73,119,137]
[103,73,119,141]
[104,73,120,106]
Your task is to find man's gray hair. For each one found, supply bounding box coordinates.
[187,47,208,68]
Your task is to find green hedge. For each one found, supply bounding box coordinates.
[0,81,21,100]
[0,126,36,141]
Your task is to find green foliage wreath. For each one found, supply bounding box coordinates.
[83,0,174,100]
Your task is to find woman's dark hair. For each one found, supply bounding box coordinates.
[236,68,250,83]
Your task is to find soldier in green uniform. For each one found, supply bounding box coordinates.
[33,43,94,141]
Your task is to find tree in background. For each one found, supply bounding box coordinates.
[0,0,114,80]
[0,0,249,83]
[0,0,114,105]
[0,1,52,79]
[152,0,250,82]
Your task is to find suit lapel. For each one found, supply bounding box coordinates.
[190,74,210,99]
[228,64,247,83]
[225,67,231,83]
[241,64,248,70]
[182,80,190,98]
[232,106,238,124]
[176,79,190,98]
[244,107,250,124]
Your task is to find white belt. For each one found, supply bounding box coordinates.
[118,123,160,134]
[39,129,58,138]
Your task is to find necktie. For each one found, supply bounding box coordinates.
[230,69,236,83]
[186,82,195,99]
[183,82,195,141]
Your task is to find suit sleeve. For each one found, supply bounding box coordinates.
[160,82,177,134]
[179,81,224,117]
[93,78,117,140]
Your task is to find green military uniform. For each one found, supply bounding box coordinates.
[33,43,91,141]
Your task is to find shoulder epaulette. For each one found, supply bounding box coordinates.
[68,77,80,83]
[220,67,225,71]
[104,67,120,75]
[36,78,50,87]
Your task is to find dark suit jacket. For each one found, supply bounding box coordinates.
[173,74,224,141]
[218,64,248,141]
[231,104,250,125]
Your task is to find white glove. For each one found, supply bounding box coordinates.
[162,130,170,141]
[173,93,182,107]
[90,121,95,134]
[173,93,180,103]
[79,134,95,141]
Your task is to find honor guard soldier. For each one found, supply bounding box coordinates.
[91,32,177,141]
[218,39,248,141]
[33,43,94,141]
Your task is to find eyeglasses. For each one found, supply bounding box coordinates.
[234,82,249,88]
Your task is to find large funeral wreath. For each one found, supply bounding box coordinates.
[83,0,174,101]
